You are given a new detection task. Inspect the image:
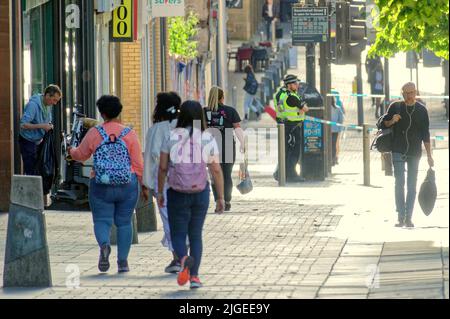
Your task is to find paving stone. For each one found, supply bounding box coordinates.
[318,287,369,296]
[341,244,383,257]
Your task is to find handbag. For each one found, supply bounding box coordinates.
[370,127,395,153]
[236,159,253,195]
[371,103,401,153]
[418,168,437,216]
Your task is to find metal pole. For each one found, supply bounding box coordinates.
[218,0,228,89]
[232,86,237,108]
[320,0,332,176]
[363,124,370,186]
[416,65,419,93]
[384,153,393,176]
[444,60,449,119]
[357,60,364,126]
[160,17,167,91]
[271,18,276,46]
[383,57,392,174]
[278,124,286,186]
[306,43,316,88]
[383,57,390,114]
[306,0,316,88]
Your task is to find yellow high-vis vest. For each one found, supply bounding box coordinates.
[274,88,305,122]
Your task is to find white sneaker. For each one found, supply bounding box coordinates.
[44,195,52,208]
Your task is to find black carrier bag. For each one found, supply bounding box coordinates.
[35,130,58,195]
[418,168,437,216]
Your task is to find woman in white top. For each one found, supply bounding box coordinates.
[143,92,181,274]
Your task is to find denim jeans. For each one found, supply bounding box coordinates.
[167,185,210,277]
[392,153,421,219]
[244,92,264,116]
[265,20,272,41]
[89,174,139,262]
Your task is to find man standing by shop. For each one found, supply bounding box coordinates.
[262,0,279,41]
[274,74,309,182]
[382,82,434,228]
[19,84,61,176]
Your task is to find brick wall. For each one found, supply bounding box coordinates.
[119,18,172,142]
[120,41,142,140]
[0,1,12,212]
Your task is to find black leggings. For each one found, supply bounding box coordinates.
[212,163,234,203]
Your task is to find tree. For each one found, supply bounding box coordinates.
[168,11,200,61]
[368,0,449,60]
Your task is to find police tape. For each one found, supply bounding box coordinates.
[304,116,364,131]
[304,116,448,141]
[327,93,450,99]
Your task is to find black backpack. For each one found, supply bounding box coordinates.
[370,103,401,153]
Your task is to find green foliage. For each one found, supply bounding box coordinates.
[368,0,449,60]
[168,12,200,61]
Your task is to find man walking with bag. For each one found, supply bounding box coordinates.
[382,82,434,228]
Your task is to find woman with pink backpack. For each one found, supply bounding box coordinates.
[157,100,224,289]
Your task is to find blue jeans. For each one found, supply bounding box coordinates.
[167,185,210,277]
[265,20,273,41]
[89,174,139,261]
[244,92,264,116]
[392,153,421,219]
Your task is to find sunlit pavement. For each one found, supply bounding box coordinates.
[1,27,448,300]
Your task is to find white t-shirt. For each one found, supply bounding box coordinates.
[268,4,273,18]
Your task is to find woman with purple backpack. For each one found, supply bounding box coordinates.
[157,100,225,289]
[143,92,181,274]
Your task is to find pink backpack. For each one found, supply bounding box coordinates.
[168,135,208,193]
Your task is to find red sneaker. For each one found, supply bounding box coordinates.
[190,276,203,289]
[177,256,194,286]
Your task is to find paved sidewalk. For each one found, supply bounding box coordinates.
[0,26,448,300]
[0,146,447,299]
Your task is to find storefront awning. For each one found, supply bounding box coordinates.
[94,0,122,13]
[25,0,50,12]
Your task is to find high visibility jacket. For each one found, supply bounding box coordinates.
[274,88,305,122]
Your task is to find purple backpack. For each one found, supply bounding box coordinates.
[168,135,208,193]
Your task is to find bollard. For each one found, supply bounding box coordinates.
[363,124,371,186]
[278,123,286,186]
[3,176,52,287]
[384,153,393,176]
[231,86,237,109]
[110,212,139,245]
[136,196,158,232]
[271,20,276,47]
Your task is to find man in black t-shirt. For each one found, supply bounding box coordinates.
[382,82,434,228]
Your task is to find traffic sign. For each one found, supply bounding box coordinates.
[292,7,329,45]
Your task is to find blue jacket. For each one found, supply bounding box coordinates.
[331,105,345,133]
[244,73,259,95]
[20,94,53,143]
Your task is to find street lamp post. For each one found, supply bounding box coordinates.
[218,0,228,90]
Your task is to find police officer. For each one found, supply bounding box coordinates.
[274,74,309,182]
